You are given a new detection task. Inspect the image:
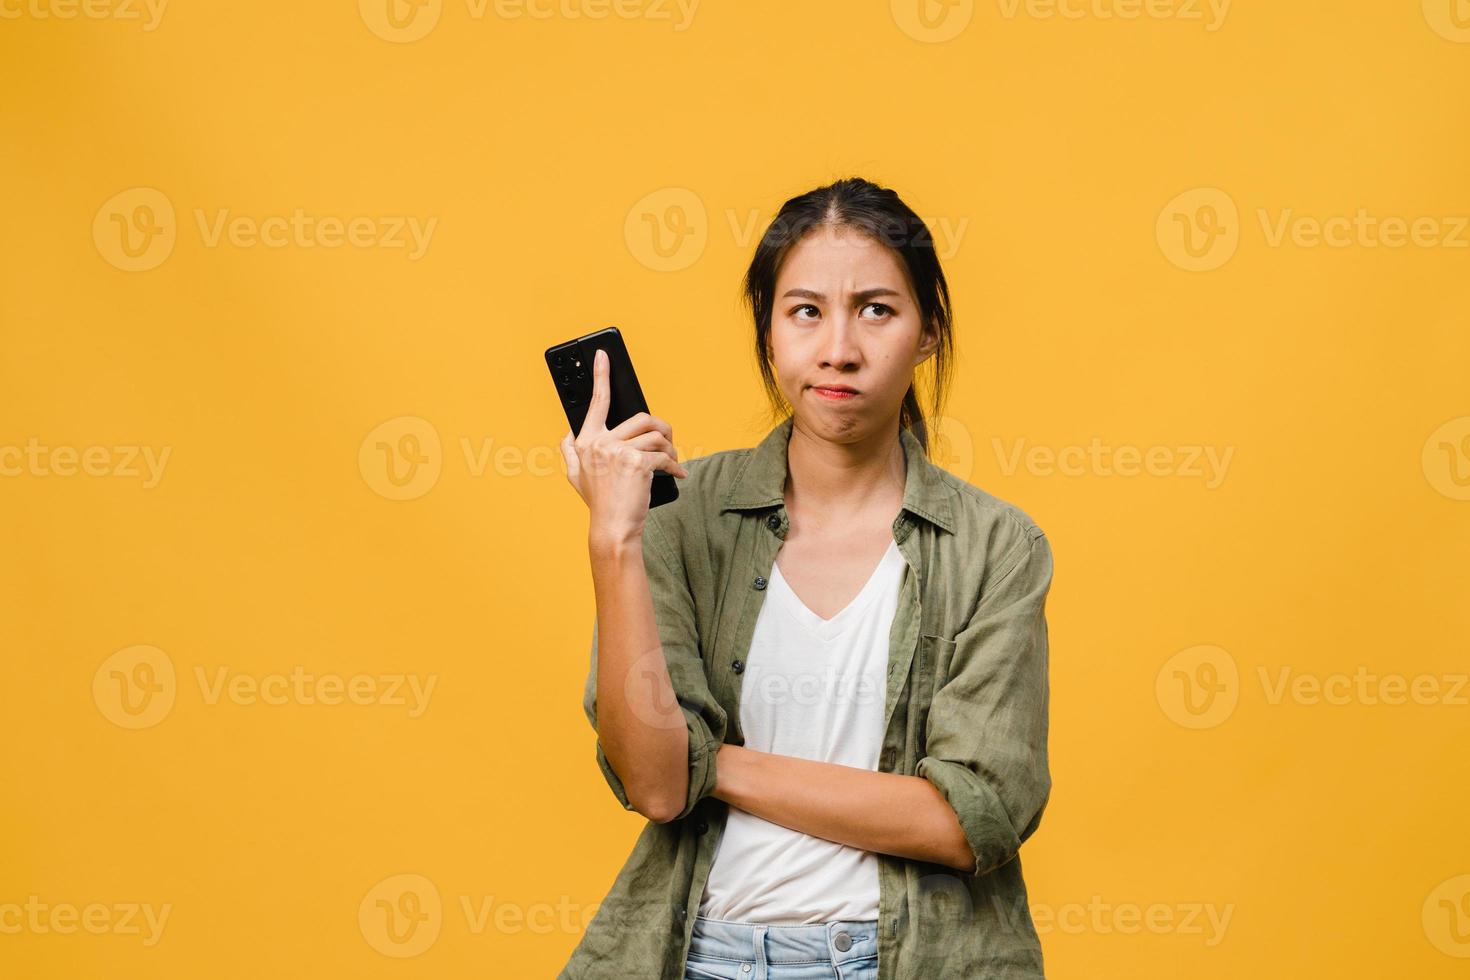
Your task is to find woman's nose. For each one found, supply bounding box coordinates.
[819,315,861,367]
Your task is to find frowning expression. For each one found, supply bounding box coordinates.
[766,223,938,439]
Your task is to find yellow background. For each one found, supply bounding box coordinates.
[3,0,1469,976]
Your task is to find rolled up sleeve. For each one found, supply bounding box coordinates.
[916,526,1053,876]
[581,512,726,822]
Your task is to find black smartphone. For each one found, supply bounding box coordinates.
[545,326,679,509]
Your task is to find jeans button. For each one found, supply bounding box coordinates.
[834,930,852,952]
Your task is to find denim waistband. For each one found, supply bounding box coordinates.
[689,913,879,967]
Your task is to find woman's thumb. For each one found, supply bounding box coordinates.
[559,430,578,473]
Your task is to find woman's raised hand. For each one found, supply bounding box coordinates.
[559,348,688,546]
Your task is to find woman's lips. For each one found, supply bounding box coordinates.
[811,386,858,401]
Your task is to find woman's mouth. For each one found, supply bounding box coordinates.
[811,385,859,401]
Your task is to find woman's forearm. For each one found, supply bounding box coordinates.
[711,743,973,872]
[589,533,689,822]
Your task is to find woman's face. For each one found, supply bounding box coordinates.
[766,222,938,441]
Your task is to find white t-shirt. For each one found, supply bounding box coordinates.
[697,537,908,924]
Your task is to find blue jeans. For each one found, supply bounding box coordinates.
[683,913,880,980]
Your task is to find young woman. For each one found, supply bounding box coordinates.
[558,177,1054,979]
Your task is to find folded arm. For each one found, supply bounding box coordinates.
[712,744,975,871]
[712,527,1053,877]
[583,514,725,824]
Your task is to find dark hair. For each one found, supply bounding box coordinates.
[740,176,955,456]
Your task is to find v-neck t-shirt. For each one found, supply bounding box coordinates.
[696,537,908,924]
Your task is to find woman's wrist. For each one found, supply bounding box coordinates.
[588,526,643,561]
[712,743,748,807]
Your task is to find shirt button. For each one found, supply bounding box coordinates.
[696,819,708,834]
[752,576,767,590]
[679,906,687,919]
[731,659,744,674]
[766,514,780,531]
[880,747,896,768]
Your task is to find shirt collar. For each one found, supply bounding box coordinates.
[720,415,956,534]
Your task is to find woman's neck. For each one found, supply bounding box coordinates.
[782,416,907,525]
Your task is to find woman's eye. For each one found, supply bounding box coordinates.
[861,303,893,318]
[793,304,820,320]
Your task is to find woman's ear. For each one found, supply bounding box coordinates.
[916,321,940,365]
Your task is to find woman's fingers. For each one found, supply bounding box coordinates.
[607,410,673,444]
[644,449,689,478]
[626,429,682,461]
[623,430,685,473]
[579,348,612,437]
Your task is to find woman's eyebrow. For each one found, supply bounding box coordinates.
[780,287,903,302]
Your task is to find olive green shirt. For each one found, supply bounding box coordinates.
[560,415,1054,979]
